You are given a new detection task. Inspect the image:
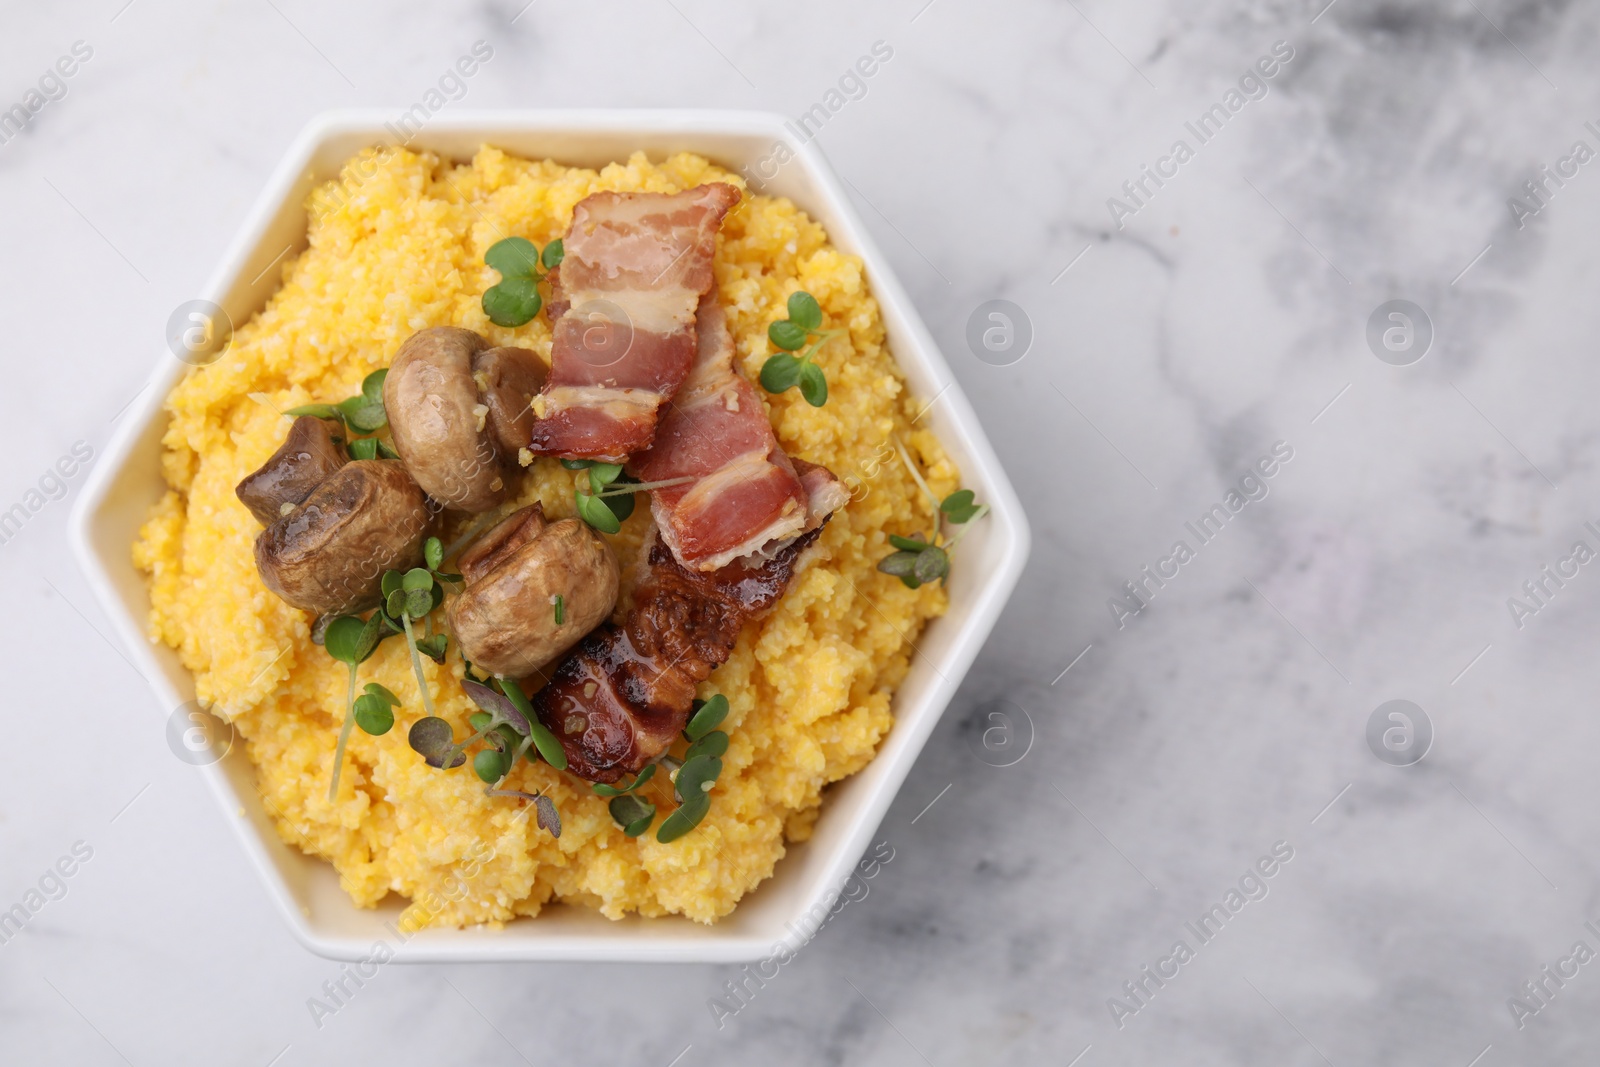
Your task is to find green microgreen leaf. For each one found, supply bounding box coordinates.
[361,368,388,404]
[376,440,400,460]
[769,320,808,352]
[414,633,448,663]
[474,748,510,784]
[323,616,368,665]
[483,276,542,328]
[401,567,433,592]
[347,437,378,461]
[940,489,980,524]
[560,458,595,470]
[284,403,341,420]
[500,678,568,771]
[655,792,711,843]
[353,691,394,735]
[485,236,541,279]
[553,594,565,626]
[364,683,399,706]
[603,488,635,523]
[403,588,433,619]
[798,361,828,407]
[575,490,622,534]
[674,754,722,802]
[424,537,444,572]
[381,570,403,599]
[408,717,465,769]
[609,794,656,837]
[684,729,729,762]
[338,394,387,434]
[889,533,930,552]
[760,353,802,393]
[877,550,923,589]
[587,463,624,493]
[540,238,564,270]
[684,694,729,741]
[787,290,822,331]
[913,545,950,584]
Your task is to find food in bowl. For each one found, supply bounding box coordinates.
[133,145,987,927]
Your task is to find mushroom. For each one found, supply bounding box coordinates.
[383,326,506,513]
[447,504,619,677]
[254,460,433,616]
[235,416,348,526]
[473,346,547,457]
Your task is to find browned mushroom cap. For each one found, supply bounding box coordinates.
[235,416,348,526]
[457,503,548,585]
[254,460,433,616]
[472,346,548,456]
[383,327,506,513]
[447,505,619,678]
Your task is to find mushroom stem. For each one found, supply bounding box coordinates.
[328,661,359,802]
[399,613,436,717]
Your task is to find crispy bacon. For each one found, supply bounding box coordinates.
[525,313,851,781]
[528,529,822,782]
[527,184,741,462]
[627,297,818,570]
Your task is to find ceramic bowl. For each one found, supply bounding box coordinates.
[69,110,1030,961]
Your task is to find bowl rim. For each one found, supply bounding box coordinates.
[69,108,1031,962]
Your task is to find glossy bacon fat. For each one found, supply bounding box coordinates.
[527,183,741,462]
[627,298,816,571]
[528,529,822,783]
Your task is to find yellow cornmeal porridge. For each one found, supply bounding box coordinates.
[133,146,956,926]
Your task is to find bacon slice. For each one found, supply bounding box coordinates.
[527,184,741,462]
[629,298,849,571]
[528,529,822,782]
[522,304,851,781]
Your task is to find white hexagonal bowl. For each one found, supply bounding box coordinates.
[69,110,1029,962]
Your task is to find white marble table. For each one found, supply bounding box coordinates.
[5,1,1599,1063]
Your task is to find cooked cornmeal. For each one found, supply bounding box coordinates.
[133,146,957,927]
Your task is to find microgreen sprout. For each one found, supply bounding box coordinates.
[399,676,565,836]
[380,567,442,717]
[591,763,656,798]
[594,693,733,842]
[608,794,657,837]
[684,694,729,739]
[482,236,564,328]
[876,441,990,589]
[497,678,569,771]
[285,368,393,459]
[656,791,712,843]
[374,537,464,714]
[322,612,392,801]
[353,683,399,735]
[760,291,838,408]
[596,764,660,834]
[406,716,466,769]
[565,458,692,534]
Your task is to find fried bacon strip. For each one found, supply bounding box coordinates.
[627,297,821,571]
[527,184,741,462]
[528,348,849,781]
[528,528,823,782]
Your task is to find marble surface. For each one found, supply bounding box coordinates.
[5,0,1600,1063]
